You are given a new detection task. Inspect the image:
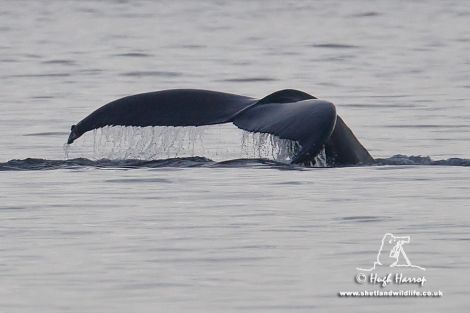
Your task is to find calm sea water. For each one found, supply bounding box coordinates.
[1,1,470,312]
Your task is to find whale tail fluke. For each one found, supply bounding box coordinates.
[325,116,374,166]
[67,89,373,166]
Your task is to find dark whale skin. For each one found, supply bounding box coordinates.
[68,89,373,166]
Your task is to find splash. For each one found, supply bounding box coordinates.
[313,147,328,167]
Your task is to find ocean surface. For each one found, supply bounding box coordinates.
[1,1,470,312]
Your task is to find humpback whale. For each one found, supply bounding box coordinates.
[67,89,374,166]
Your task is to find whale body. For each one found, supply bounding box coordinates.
[67,89,373,166]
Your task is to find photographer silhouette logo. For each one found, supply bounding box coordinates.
[357,233,425,271]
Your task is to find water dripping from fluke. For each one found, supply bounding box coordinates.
[65,125,304,164]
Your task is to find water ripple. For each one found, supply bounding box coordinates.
[121,71,182,77]
[218,77,278,82]
[1,155,470,171]
[112,52,153,58]
[336,216,393,223]
[311,43,360,49]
